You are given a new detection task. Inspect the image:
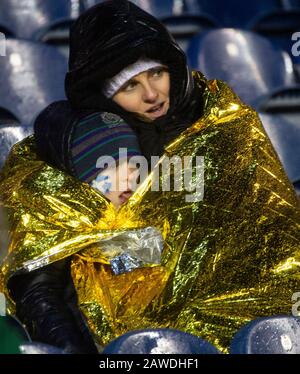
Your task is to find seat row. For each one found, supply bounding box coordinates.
[1,0,300,58]
[1,314,300,354]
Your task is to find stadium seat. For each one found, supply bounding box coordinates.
[258,113,300,184]
[187,28,298,108]
[19,342,65,354]
[259,85,300,114]
[102,328,221,354]
[0,107,20,125]
[0,0,83,55]
[281,0,300,9]
[295,64,300,81]
[186,0,300,60]
[83,0,186,17]
[248,12,300,70]
[0,316,30,354]
[185,0,282,28]
[0,125,33,169]
[226,0,297,70]
[0,0,82,40]
[130,1,219,51]
[230,315,300,354]
[294,180,300,196]
[81,0,105,10]
[0,39,67,125]
[132,0,186,18]
[292,35,300,82]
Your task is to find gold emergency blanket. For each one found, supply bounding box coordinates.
[1,72,300,352]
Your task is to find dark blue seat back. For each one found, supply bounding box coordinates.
[185,0,282,28]
[129,1,218,52]
[248,12,300,73]
[259,113,300,183]
[291,32,300,70]
[102,328,221,354]
[230,316,300,354]
[19,342,65,354]
[0,0,82,40]
[0,39,67,125]
[187,29,296,107]
[281,0,300,9]
[0,125,33,169]
[132,0,185,19]
[81,0,107,11]
[0,108,20,125]
[294,180,300,196]
[82,0,186,18]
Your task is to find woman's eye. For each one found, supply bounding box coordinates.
[123,81,137,91]
[151,68,164,77]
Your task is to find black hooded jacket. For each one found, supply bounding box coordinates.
[35,0,205,167]
[63,0,205,161]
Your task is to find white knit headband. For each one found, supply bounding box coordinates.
[103,58,163,98]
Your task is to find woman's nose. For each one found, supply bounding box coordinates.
[142,82,159,102]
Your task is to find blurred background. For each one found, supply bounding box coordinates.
[0,0,299,196]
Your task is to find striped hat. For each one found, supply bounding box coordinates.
[71,112,142,184]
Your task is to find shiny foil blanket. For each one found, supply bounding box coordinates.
[1,73,300,352]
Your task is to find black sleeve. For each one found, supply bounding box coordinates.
[8,259,98,354]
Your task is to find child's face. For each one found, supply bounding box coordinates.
[91,159,140,208]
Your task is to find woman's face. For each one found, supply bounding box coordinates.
[112,67,170,121]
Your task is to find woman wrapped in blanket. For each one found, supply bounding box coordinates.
[0,0,300,353]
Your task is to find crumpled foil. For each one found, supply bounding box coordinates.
[1,72,300,353]
[100,227,164,274]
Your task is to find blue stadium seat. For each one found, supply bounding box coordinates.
[130,1,219,51]
[224,0,297,71]
[259,85,300,114]
[0,0,83,56]
[0,107,20,125]
[0,125,33,170]
[102,328,221,354]
[294,63,300,81]
[161,17,217,52]
[248,12,300,70]
[259,113,300,184]
[294,180,300,196]
[83,0,187,18]
[291,32,300,79]
[0,0,82,41]
[19,342,65,354]
[185,0,282,28]
[132,0,185,19]
[230,316,300,354]
[281,0,300,9]
[187,28,298,108]
[81,0,105,10]
[0,39,67,125]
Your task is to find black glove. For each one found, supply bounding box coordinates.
[8,259,98,354]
